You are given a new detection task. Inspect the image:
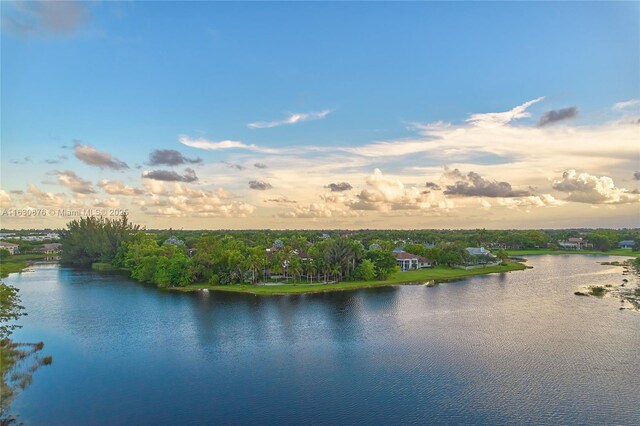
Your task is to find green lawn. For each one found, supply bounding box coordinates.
[172,262,528,295]
[0,254,49,278]
[506,248,639,257]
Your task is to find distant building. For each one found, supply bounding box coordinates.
[20,233,60,242]
[33,243,62,254]
[558,238,593,250]
[164,236,185,246]
[393,250,433,271]
[618,240,636,249]
[0,241,19,255]
[465,247,500,265]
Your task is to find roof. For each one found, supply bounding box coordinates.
[0,241,18,248]
[567,237,584,243]
[466,247,493,256]
[619,240,635,245]
[40,243,62,250]
[393,251,431,263]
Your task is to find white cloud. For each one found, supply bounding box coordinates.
[93,197,121,208]
[613,99,640,111]
[98,180,144,196]
[350,168,433,211]
[0,190,12,206]
[179,135,280,154]
[466,97,544,127]
[248,110,331,129]
[24,184,66,208]
[138,181,255,218]
[552,169,639,204]
[54,170,95,194]
[496,194,565,209]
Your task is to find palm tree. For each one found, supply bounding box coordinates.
[306,261,317,284]
[331,264,341,282]
[289,257,303,284]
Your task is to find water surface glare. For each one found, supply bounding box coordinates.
[6,255,640,425]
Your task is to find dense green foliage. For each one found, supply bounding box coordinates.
[56,219,639,289]
[0,282,26,341]
[59,215,140,266]
[175,262,528,295]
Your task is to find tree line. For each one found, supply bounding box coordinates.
[57,216,638,288]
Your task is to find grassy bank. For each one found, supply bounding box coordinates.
[0,254,49,278]
[506,248,639,257]
[91,262,121,271]
[172,261,528,295]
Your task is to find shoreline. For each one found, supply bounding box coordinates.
[169,262,529,295]
[0,254,51,278]
[506,249,639,257]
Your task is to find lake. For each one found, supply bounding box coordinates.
[4,255,640,425]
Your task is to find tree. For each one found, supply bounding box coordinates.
[353,259,376,281]
[0,282,26,341]
[365,249,399,280]
[0,249,10,260]
[59,214,140,266]
[494,249,509,263]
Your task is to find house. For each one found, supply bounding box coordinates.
[20,233,60,242]
[33,243,62,254]
[0,241,19,255]
[619,240,636,249]
[558,237,593,250]
[465,247,500,265]
[393,250,433,271]
[164,236,185,246]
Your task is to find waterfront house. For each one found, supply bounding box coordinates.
[0,241,19,255]
[465,247,500,265]
[393,250,434,271]
[557,237,593,250]
[33,243,62,254]
[618,240,636,249]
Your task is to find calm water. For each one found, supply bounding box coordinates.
[5,255,640,425]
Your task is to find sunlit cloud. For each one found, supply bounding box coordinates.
[74,143,129,170]
[552,169,639,204]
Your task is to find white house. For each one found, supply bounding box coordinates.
[33,243,62,254]
[618,240,636,249]
[465,247,500,265]
[0,241,19,255]
[558,237,593,250]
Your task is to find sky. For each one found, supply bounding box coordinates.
[1,1,639,230]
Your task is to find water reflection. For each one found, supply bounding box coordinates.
[3,256,639,425]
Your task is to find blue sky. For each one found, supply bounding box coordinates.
[1,1,639,229]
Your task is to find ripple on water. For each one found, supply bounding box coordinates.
[4,256,640,425]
